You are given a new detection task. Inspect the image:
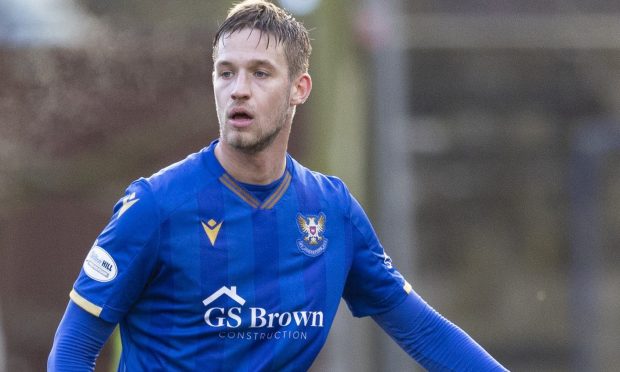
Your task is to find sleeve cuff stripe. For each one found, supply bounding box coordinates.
[70,289,103,317]
[403,281,413,294]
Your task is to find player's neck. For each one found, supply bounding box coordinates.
[214,139,288,185]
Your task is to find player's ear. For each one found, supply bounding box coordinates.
[290,73,312,106]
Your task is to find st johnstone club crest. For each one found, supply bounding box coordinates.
[296,212,328,257]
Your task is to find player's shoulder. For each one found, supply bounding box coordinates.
[139,147,213,215]
[147,148,206,184]
[290,157,352,203]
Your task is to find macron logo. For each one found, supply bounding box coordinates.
[203,286,246,307]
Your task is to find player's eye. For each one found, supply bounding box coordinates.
[220,71,233,78]
[254,70,269,78]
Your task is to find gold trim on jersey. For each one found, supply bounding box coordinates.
[220,174,261,208]
[219,171,292,210]
[70,289,103,317]
[403,280,413,294]
[261,172,291,209]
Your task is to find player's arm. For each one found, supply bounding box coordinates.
[372,291,508,371]
[343,193,507,370]
[48,179,160,370]
[48,300,116,372]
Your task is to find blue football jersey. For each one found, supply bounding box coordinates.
[70,141,410,371]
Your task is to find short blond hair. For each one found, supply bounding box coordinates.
[213,0,312,78]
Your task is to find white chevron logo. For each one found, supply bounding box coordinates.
[202,286,246,306]
[118,193,139,217]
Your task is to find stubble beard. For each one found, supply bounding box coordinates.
[226,121,284,155]
[219,97,292,155]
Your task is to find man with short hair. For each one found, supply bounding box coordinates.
[48,1,507,370]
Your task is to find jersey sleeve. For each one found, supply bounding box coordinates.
[342,195,411,317]
[48,300,117,372]
[70,178,160,323]
[372,291,508,371]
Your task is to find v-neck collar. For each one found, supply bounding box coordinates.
[219,171,292,209]
[203,141,293,210]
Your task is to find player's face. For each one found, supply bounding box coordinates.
[213,28,295,154]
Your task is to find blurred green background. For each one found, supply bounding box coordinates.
[2,1,620,371]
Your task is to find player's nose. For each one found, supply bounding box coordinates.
[231,72,251,100]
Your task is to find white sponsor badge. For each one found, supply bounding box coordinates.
[83,245,118,282]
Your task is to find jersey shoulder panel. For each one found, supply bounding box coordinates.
[290,157,353,212]
[72,179,161,322]
[144,147,215,218]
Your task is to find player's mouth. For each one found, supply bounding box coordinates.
[227,107,254,127]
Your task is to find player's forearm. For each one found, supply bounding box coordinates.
[372,291,508,371]
[48,300,116,372]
